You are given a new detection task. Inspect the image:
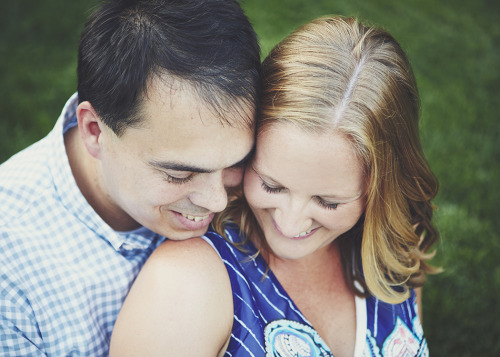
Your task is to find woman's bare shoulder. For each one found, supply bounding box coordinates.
[110,237,233,356]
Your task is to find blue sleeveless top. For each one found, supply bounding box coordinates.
[202,226,429,356]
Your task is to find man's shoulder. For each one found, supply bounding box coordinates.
[0,140,55,226]
[0,92,75,202]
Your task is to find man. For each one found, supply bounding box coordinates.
[0,0,260,355]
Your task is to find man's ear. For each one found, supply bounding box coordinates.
[76,101,105,159]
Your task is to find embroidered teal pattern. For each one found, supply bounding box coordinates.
[264,320,332,357]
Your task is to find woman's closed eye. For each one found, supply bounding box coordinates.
[315,197,339,210]
[261,179,340,210]
[261,181,285,194]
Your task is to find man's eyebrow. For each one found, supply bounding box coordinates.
[148,160,213,173]
[148,148,254,174]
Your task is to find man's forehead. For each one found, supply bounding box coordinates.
[144,75,256,129]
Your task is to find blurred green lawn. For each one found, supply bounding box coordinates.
[1,0,498,355]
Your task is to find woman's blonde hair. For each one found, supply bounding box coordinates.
[213,16,439,304]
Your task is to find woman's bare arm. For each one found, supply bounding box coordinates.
[109,238,233,357]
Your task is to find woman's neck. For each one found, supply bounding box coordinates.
[264,241,357,357]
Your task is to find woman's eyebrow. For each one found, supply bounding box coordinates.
[318,192,363,203]
[251,165,283,186]
[253,163,363,201]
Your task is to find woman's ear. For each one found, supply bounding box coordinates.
[76,101,104,159]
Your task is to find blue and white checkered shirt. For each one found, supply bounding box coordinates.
[0,93,166,356]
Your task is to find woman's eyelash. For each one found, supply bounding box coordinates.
[315,197,339,210]
[261,181,284,193]
[261,180,339,210]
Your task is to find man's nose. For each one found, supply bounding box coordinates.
[189,171,229,213]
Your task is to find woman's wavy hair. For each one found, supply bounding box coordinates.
[213,16,440,304]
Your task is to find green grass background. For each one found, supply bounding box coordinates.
[1,0,498,355]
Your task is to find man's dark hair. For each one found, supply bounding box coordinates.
[77,0,261,135]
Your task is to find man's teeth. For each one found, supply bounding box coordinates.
[294,228,313,238]
[181,213,210,222]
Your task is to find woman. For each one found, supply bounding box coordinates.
[110,16,439,356]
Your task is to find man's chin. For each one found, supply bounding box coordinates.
[164,228,209,241]
[157,222,212,241]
